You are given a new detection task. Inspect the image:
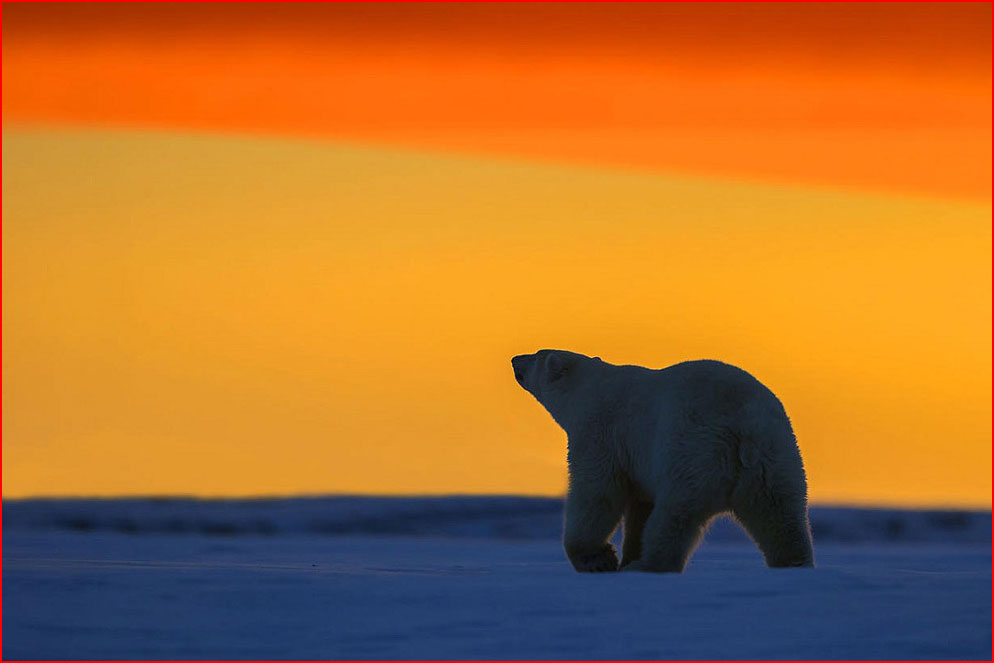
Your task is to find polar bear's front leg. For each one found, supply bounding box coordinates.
[563,483,624,573]
[626,499,709,573]
[620,500,652,568]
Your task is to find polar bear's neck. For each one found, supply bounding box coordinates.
[560,364,663,485]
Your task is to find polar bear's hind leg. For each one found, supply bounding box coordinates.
[730,463,815,568]
[732,496,814,567]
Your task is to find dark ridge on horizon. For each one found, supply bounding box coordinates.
[3,495,989,546]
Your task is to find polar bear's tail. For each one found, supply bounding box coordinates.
[730,411,815,568]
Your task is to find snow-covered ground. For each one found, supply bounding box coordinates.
[3,497,990,660]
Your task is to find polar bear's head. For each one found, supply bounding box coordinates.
[511,349,601,429]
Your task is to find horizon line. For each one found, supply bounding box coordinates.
[2,492,990,513]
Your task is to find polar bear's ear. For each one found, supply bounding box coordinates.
[545,353,572,382]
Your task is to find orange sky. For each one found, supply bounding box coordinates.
[3,2,990,198]
[2,4,991,506]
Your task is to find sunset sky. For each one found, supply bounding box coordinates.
[2,3,990,507]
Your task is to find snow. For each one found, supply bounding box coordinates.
[3,497,990,660]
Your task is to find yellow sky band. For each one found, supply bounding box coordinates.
[2,127,990,507]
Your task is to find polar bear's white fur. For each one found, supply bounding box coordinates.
[512,350,814,573]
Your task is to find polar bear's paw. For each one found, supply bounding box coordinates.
[569,546,619,573]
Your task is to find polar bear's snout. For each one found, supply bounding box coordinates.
[511,354,534,386]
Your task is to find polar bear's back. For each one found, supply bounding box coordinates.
[658,360,785,416]
[649,359,797,454]
[631,359,804,509]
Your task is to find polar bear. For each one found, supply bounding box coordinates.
[511,349,814,573]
